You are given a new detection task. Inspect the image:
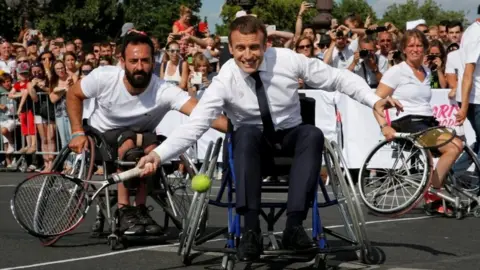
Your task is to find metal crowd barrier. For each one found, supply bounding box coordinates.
[0,92,64,156]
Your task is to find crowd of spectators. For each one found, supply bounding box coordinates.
[0,2,469,174]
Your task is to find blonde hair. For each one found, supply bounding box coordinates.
[193,52,212,73]
[180,5,192,16]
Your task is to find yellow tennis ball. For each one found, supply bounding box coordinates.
[191,174,212,193]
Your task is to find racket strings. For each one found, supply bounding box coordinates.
[416,127,455,148]
[13,174,87,236]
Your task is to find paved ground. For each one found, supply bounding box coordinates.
[1,172,480,270]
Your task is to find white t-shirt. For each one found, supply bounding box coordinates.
[458,21,480,104]
[445,50,463,98]
[380,61,433,121]
[81,66,190,133]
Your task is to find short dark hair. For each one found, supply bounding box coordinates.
[447,20,463,32]
[359,37,375,46]
[228,16,267,44]
[121,32,155,60]
[439,20,449,27]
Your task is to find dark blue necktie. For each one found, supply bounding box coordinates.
[250,71,276,148]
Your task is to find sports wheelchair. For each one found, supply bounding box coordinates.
[47,125,206,249]
[358,129,480,219]
[177,97,373,270]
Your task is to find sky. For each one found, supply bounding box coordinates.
[199,0,479,32]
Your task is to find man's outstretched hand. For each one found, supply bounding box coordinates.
[374,97,403,118]
[136,152,162,177]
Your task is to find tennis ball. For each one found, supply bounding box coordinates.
[191,174,212,193]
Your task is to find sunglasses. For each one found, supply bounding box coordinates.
[168,49,180,53]
[17,60,29,64]
[297,45,312,50]
[82,69,92,75]
[94,50,99,53]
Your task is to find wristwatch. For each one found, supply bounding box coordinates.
[380,123,389,129]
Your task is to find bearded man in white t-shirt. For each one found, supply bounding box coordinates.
[66,32,227,237]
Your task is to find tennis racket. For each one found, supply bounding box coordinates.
[395,126,456,149]
[10,167,143,239]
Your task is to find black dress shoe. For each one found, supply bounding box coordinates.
[282,225,316,250]
[237,230,263,261]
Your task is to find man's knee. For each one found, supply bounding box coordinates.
[299,125,324,145]
[234,125,263,142]
[118,139,136,159]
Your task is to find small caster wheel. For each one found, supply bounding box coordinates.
[225,259,234,270]
[455,210,464,220]
[108,235,125,250]
[359,248,375,264]
[313,254,327,270]
[474,208,480,218]
[182,255,191,266]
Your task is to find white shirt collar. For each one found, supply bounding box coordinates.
[238,53,268,80]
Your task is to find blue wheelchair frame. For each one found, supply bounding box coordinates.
[191,132,365,260]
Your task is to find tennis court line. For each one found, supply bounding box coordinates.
[1,215,432,270]
[0,185,16,187]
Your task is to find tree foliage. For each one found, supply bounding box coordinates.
[216,0,315,36]
[216,0,468,36]
[0,0,202,42]
[381,0,466,28]
[332,0,377,24]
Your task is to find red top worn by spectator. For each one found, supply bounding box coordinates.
[174,20,194,35]
[14,80,36,136]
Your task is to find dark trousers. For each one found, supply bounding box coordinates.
[232,124,324,219]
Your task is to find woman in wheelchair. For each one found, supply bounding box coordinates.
[373,29,463,216]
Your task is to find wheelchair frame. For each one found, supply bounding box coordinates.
[46,127,199,249]
[358,135,480,219]
[177,134,373,270]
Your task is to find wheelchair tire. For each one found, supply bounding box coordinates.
[358,138,432,217]
[324,141,369,262]
[178,191,208,265]
[445,144,480,202]
[329,141,372,263]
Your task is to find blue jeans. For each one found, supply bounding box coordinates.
[55,115,72,167]
[453,103,480,172]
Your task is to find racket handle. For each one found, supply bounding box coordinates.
[110,167,142,183]
[394,132,409,138]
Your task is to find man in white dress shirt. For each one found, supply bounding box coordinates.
[137,16,401,261]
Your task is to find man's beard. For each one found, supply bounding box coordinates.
[125,67,152,90]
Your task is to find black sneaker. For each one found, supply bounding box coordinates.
[237,230,263,262]
[137,205,164,235]
[91,206,105,234]
[282,225,316,250]
[117,206,145,235]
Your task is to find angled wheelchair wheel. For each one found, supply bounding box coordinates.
[358,138,432,217]
[177,138,222,265]
[324,140,371,263]
[328,141,373,263]
[446,144,480,206]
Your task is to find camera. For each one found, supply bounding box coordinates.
[392,50,402,60]
[359,49,369,58]
[336,30,344,37]
[427,54,437,61]
[365,26,388,35]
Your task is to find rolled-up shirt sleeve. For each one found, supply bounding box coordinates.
[296,53,381,108]
[153,78,226,163]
